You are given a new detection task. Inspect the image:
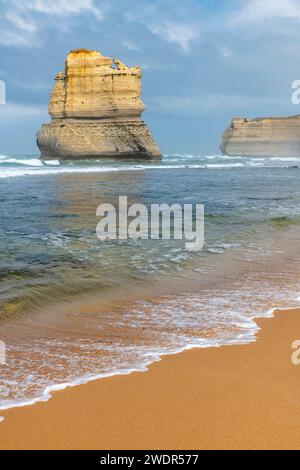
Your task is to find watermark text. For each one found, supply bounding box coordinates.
[291,340,300,365]
[0,340,6,365]
[0,80,6,105]
[96,196,204,251]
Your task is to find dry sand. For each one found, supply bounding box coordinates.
[1,308,300,450]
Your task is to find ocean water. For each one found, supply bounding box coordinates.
[1,153,300,409]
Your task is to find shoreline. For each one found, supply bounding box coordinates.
[0,302,273,414]
[1,307,300,449]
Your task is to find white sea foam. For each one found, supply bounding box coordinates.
[43,160,60,166]
[207,242,241,254]
[205,163,244,168]
[0,156,43,166]
[0,162,276,179]
[272,157,300,162]
[1,286,299,413]
[0,154,298,178]
[0,328,257,412]
[0,163,210,179]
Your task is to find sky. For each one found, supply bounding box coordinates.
[1,0,300,155]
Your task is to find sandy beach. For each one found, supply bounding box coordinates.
[0,307,299,450]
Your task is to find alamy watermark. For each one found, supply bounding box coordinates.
[96,196,204,251]
[291,340,300,365]
[0,80,6,104]
[0,341,6,365]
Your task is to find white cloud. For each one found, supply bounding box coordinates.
[5,11,37,33]
[124,4,200,53]
[148,93,287,117]
[122,40,139,51]
[219,46,233,59]
[12,79,51,91]
[232,0,300,24]
[24,0,103,19]
[0,30,33,47]
[148,21,200,52]
[0,0,103,47]
[0,102,47,117]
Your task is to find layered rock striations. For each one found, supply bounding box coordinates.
[221,115,300,157]
[37,49,161,160]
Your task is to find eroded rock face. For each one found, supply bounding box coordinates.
[37,49,161,159]
[221,115,300,157]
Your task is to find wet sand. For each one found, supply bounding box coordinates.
[0,308,300,450]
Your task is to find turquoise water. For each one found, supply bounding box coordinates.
[1,153,300,409]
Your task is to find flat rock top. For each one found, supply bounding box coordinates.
[49,48,144,119]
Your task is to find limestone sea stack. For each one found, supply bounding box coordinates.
[221,115,300,157]
[37,49,161,160]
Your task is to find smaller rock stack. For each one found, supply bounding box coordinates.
[221,115,300,157]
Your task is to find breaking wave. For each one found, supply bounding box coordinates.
[0,153,299,178]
